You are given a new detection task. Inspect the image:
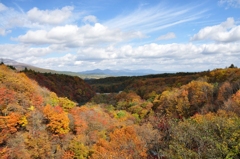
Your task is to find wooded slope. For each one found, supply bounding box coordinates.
[1,64,240,158]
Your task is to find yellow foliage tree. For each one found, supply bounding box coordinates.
[59,97,76,112]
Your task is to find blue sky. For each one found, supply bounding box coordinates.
[0,0,240,72]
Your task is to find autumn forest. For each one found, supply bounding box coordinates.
[1,63,240,159]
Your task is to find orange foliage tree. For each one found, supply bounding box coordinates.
[43,104,70,135]
[92,126,147,159]
[0,112,22,144]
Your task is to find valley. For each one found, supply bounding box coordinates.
[1,63,240,158]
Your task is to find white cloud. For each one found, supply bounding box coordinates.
[0,44,55,59]
[18,53,78,70]
[0,3,8,11]
[0,5,21,28]
[15,25,79,44]
[191,18,240,42]
[83,15,97,23]
[0,4,40,30]
[157,32,176,40]
[219,0,240,8]
[15,23,144,47]
[0,3,83,30]
[104,3,207,34]
[0,28,11,36]
[27,6,74,25]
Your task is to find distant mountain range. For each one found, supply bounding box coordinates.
[1,58,166,78]
[79,69,163,76]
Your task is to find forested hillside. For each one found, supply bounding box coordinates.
[86,72,202,94]
[23,69,95,104]
[1,64,240,158]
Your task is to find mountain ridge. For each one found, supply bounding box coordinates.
[78,68,165,76]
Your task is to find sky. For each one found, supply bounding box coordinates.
[0,0,240,72]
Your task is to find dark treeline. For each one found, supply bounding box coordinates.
[22,68,95,104]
